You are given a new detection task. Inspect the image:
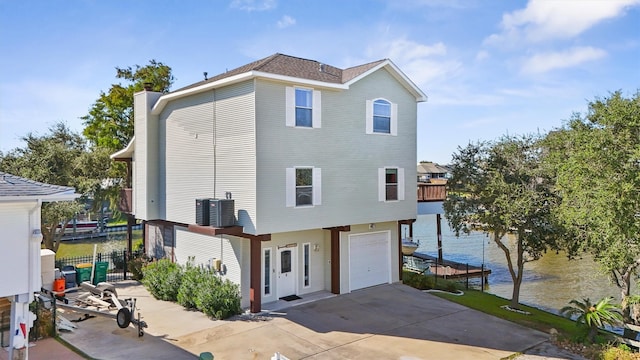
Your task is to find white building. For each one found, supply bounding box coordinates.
[0,172,78,359]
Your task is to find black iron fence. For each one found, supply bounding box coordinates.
[55,249,143,283]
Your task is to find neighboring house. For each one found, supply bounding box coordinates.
[111,53,426,312]
[0,172,78,359]
[417,161,450,183]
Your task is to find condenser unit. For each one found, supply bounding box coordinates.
[209,199,235,227]
[195,198,210,226]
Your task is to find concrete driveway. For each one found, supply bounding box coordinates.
[58,281,581,360]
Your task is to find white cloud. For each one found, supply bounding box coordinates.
[366,38,460,86]
[475,50,489,61]
[521,46,607,74]
[277,15,296,29]
[229,0,276,12]
[486,0,640,45]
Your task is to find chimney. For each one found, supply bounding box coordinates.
[143,82,153,91]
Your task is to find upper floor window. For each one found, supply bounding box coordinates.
[373,100,391,133]
[366,98,397,136]
[295,89,312,127]
[286,87,322,128]
[378,167,405,202]
[286,167,322,207]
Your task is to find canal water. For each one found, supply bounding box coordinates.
[413,214,622,314]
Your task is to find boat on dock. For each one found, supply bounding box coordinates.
[404,252,491,284]
[401,237,419,256]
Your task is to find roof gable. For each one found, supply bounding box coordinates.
[151,53,426,115]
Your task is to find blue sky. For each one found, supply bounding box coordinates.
[1,0,638,164]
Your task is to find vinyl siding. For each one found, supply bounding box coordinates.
[160,81,256,227]
[133,91,162,220]
[173,228,249,308]
[0,203,34,297]
[254,68,417,234]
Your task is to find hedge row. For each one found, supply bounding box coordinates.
[141,259,242,319]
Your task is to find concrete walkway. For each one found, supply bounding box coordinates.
[50,281,584,360]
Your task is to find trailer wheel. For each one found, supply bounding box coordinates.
[116,308,131,328]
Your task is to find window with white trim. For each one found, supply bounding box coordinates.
[286,167,322,207]
[378,167,405,201]
[303,243,310,288]
[286,87,322,128]
[263,248,272,296]
[366,98,397,135]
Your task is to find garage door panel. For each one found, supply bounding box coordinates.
[349,232,391,291]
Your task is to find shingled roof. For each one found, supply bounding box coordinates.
[175,53,386,92]
[0,172,77,199]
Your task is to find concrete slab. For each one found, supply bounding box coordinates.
[54,281,583,360]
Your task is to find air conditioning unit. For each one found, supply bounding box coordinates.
[209,199,235,227]
[195,198,210,226]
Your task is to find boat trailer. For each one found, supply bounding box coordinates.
[42,282,147,337]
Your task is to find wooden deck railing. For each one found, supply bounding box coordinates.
[417,183,446,202]
[118,188,132,213]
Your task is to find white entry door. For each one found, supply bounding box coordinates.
[277,246,297,298]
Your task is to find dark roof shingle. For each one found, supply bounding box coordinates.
[175,53,387,92]
[0,172,76,197]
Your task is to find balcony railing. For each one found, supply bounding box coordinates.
[118,188,132,213]
[417,182,446,202]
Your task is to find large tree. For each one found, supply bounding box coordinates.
[444,135,562,309]
[82,59,174,152]
[543,90,640,323]
[0,122,110,251]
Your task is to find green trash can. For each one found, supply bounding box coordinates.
[93,261,109,284]
[76,263,92,284]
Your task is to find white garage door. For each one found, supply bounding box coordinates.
[349,231,391,291]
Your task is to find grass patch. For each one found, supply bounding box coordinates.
[432,289,579,337]
[54,231,143,258]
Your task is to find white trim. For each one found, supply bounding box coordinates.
[390,103,398,136]
[285,87,295,127]
[263,247,272,296]
[110,136,135,160]
[312,167,322,206]
[398,168,405,201]
[302,242,311,288]
[312,90,321,128]
[378,168,385,202]
[365,100,373,134]
[285,168,295,207]
[344,60,427,102]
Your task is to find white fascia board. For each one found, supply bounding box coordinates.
[110,136,135,160]
[345,60,428,102]
[151,71,347,115]
[0,192,80,203]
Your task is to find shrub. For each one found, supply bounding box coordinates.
[177,260,204,309]
[601,345,640,360]
[194,271,242,319]
[110,250,125,270]
[128,253,150,280]
[141,259,183,301]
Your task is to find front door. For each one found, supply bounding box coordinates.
[277,246,297,298]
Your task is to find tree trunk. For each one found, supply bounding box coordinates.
[510,230,525,309]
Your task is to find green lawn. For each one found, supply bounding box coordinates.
[54,230,143,259]
[433,289,581,337]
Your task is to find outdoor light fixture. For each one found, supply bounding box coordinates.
[31,229,42,242]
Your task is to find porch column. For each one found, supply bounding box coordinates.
[323,226,350,294]
[250,237,261,313]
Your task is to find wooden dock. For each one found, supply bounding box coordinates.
[404,252,491,283]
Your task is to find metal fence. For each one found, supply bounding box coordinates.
[56,249,143,283]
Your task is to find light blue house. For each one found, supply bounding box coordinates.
[112,54,426,312]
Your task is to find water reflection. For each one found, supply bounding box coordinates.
[414,214,621,313]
